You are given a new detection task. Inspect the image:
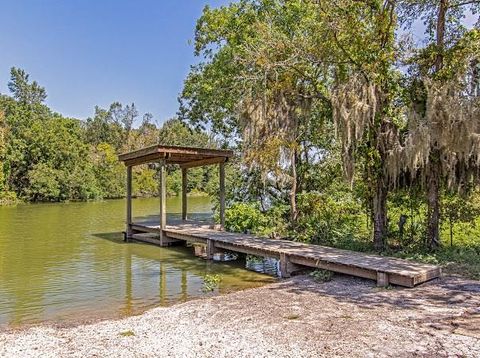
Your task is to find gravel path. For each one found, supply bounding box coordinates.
[1,275,479,357]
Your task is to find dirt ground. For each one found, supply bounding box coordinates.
[0,274,479,357]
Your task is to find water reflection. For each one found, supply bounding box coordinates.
[0,197,274,328]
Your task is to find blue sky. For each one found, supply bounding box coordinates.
[0,1,477,126]
[0,0,229,125]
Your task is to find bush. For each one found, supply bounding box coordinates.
[310,269,334,282]
[0,190,17,205]
[294,192,370,249]
[224,202,284,236]
[202,274,221,292]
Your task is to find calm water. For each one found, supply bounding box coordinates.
[0,197,274,328]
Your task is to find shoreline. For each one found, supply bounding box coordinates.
[1,274,479,357]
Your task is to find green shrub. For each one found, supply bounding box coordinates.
[0,190,17,205]
[294,192,370,249]
[310,269,334,282]
[202,274,221,292]
[225,202,268,234]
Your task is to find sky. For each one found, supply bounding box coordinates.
[0,1,477,126]
[0,0,229,125]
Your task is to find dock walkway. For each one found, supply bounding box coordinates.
[129,221,441,288]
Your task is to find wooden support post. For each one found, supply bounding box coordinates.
[159,160,167,246]
[279,253,291,278]
[377,272,389,287]
[126,165,133,241]
[279,253,304,278]
[206,239,215,260]
[219,162,225,230]
[182,168,187,221]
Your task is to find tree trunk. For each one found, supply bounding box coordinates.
[290,148,298,225]
[373,177,387,251]
[449,218,453,247]
[425,0,447,250]
[435,0,447,72]
[427,153,441,249]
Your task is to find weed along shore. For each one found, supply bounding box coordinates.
[1,275,479,357]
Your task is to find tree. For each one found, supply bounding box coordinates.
[8,67,47,105]
[392,0,480,249]
[305,0,402,250]
[181,0,333,227]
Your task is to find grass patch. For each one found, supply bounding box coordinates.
[285,314,300,320]
[119,330,135,337]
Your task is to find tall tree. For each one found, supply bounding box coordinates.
[7,67,47,105]
[317,0,402,250]
[181,0,332,226]
[395,0,480,249]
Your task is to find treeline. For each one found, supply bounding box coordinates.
[179,0,480,275]
[0,67,217,204]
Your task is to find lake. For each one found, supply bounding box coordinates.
[0,197,274,328]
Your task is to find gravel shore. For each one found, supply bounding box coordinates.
[1,274,479,357]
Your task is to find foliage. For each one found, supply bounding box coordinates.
[294,191,370,249]
[224,202,288,237]
[202,274,221,292]
[309,269,334,283]
[224,202,269,234]
[8,67,47,105]
[0,68,218,204]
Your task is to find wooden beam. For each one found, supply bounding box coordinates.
[119,144,160,162]
[124,152,166,167]
[182,168,187,220]
[126,166,133,240]
[119,144,233,165]
[219,162,225,230]
[179,157,227,169]
[159,160,167,245]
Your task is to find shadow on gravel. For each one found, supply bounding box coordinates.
[267,274,480,313]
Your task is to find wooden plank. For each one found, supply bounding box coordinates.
[219,162,225,230]
[182,168,187,220]
[179,157,227,169]
[131,233,180,246]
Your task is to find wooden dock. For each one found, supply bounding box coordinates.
[118,145,440,289]
[129,220,441,288]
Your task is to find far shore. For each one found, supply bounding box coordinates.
[1,274,479,357]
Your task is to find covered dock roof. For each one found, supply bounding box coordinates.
[118,144,234,168]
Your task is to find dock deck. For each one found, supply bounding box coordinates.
[129,220,441,288]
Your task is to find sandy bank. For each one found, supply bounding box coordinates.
[1,275,479,357]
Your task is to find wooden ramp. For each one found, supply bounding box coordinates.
[129,222,441,288]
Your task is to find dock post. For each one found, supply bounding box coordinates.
[126,165,133,241]
[219,162,225,230]
[159,160,167,246]
[182,168,187,221]
[377,272,389,287]
[279,253,291,278]
[206,239,215,260]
